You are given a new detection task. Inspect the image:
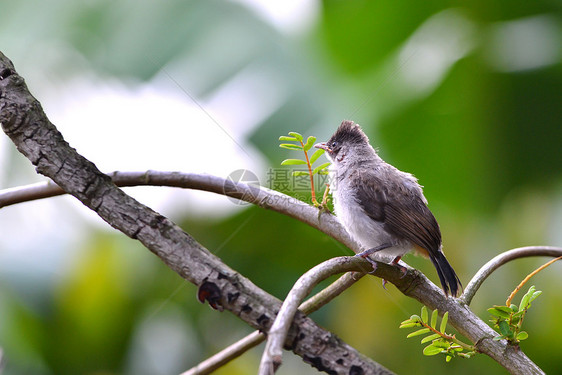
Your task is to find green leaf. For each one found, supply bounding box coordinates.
[530,290,542,302]
[423,344,443,356]
[493,335,504,341]
[440,311,449,333]
[488,307,511,319]
[292,171,310,177]
[312,162,331,175]
[519,294,531,312]
[421,333,441,344]
[303,136,316,151]
[288,132,303,141]
[279,135,297,141]
[432,339,451,349]
[460,351,476,358]
[280,158,307,165]
[399,318,422,328]
[309,148,325,164]
[399,322,419,329]
[421,306,428,324]
[519,286,539,309]
[431,309,438,329]
[406,328,430,338]
[498,320,514,338]
[512,310,524,318]
[516,331,528,341]
[511,315,521,325]
[280,143,303,151]
[496,305,514,314]
[446,355,453,362]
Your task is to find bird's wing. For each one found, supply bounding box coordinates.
[353,171,441,253]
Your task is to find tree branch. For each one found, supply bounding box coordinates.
[259,257,369,374]
[0,51,550,375]
[0,171,358,251]
[0,51,388,375]
[460,246,562,306]
[181,271,366,375]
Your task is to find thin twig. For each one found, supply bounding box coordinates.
[0,171,359,252]
[0,173,553,374]
[0,52,549,375]
[181,331,263,375]
[321,183,331,209]
[416,317,473,351]
[460,246,562,306]
[299,139,318,205]
[0,51,390,375]
[180,271,365,375]
[505,255,562,306]
[258,257,368,374]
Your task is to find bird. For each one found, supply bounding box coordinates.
[314,120,462,296]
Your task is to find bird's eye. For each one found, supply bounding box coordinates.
[330,141,339,149]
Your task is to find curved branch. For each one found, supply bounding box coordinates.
[181,271,366,375]
[0,51,547,375]
[0,51,387,375]
[460,246,562,305]
[0,171,359,252]
[259,257,369,374]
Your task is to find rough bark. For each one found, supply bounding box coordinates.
[0,51,548,374]
[0,51,393,375]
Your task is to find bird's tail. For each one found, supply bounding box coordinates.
[430,251,462,297]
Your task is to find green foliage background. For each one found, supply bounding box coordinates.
[1,1,561,374]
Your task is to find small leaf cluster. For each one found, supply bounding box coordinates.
[279,131,331,208]
[400,306,475,362]
[279,132,330,177]
[488,285,541,344]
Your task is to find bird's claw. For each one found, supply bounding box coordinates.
[355,253,377,274]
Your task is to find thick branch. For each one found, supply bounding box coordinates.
[0,51,386,375]
[0,51,549,375]
[181,271,366,375]
[259,257,369,374]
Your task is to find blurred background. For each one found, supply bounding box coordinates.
[1,0,561,374]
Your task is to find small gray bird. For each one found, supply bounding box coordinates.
[315,120,461,296]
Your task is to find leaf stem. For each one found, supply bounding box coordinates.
[300,139,318,205]
[321,183,330,207]
[418,320,473,351]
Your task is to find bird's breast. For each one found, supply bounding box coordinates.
[332,176,412,259]
[333,180,387,247]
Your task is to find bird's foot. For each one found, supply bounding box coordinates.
[355,253,378,274]
[391,256,408,278]
[355,243,393,274]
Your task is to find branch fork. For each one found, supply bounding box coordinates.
[1,50,561,375]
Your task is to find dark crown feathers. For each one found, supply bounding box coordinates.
[329,120,369,145]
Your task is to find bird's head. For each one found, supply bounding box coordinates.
[314,120,374,167]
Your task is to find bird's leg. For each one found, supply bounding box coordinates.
[381,256,408,289]
[391,256,408,278]
[355,243,393,274]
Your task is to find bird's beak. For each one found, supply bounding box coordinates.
[314,142,330,152]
